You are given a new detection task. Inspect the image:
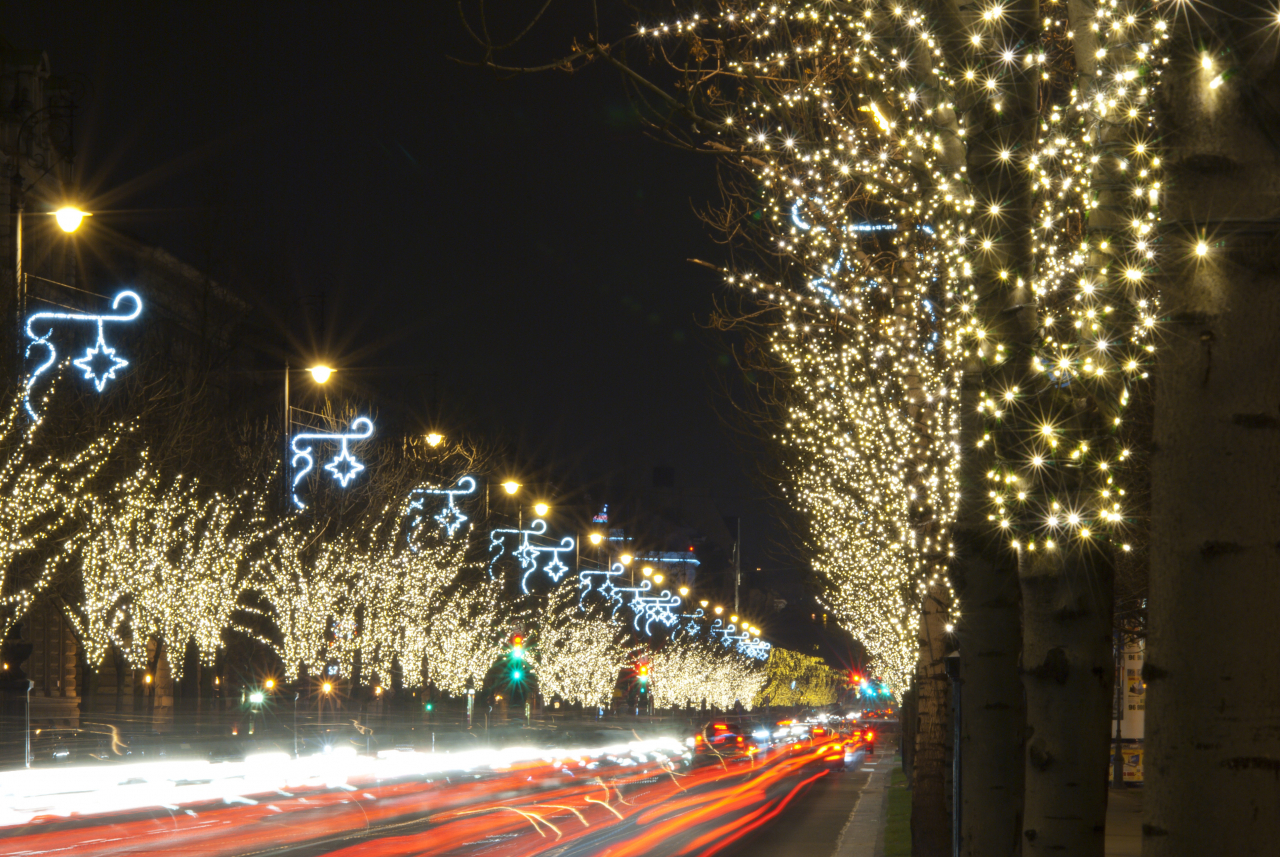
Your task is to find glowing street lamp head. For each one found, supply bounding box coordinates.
[249,691,265,704]
[642,566,654,577]
[264,679,275,689]
[654,574,664,584]
[309,365,333,384]
[534,502,549,517]
[426,432,444,447]
[620,553,633,565]
[714,605,724,615]
[502,480,521,495]
[730,615,739,623]
[589,532,604,545]
[322,682,332,694]
[679,586,690,596]
[55,207,87,233]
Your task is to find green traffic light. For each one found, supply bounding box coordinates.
[512,669,522,681]
[425,703,434,711]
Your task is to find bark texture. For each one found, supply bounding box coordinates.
[1019,549,1114,857]
[955,542,1025,856]
[912,582,953,857]
[1148,4,1280,853]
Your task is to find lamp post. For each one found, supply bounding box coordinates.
[283,362,333,501]
[13,200,88,360]
[293,692,300,758]
[24,679,34,768]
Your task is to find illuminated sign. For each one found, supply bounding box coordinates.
[23,290,144,418]
[290,416,375,509]
[593,505,609,524]
[407,475,476,542]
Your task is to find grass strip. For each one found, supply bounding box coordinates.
[883,764,911,857]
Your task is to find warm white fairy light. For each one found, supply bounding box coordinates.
[63,455,275,677]
[640,0,1170,687]
[645,0,968,692]
[529,579,637,708]
[756,648,848,708]
[649,636,765,711]
[0,386,121,642]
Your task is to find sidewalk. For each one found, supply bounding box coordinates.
[832,752,896,857]
[1106,787,1143,856]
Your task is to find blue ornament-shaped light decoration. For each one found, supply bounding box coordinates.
[488,518,576,593]
[578,561,624,609]
[23,290,144,418]
[407,475,476,543]
[579,565,683,637]
[290,416,375,509]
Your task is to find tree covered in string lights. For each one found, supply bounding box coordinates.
[246,481,495,693]
[754,647,848,708]
[0,383,122,642]
[56,453,275,679]
[459,0,1173,851]
[648,634,765,711]
[528,578,637,709]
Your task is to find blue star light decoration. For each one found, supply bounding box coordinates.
[578,562,623,609]
[578,565,683,638]
[290,416,375,509]
[488,518,576,593]
[23,290,143,419]
[738,637,772,661]
[406,476,476,544]
[790,197,940,343]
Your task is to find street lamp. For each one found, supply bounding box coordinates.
[589,533,604,546]
[14,200,91,335]
[426,432,444,447]
[54,207,88,233]
[534,502,549,517]
[308,365,332,384]
[502,481,521,495]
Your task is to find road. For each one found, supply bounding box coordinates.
[0,730,893,856]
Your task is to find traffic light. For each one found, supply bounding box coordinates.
[511,634,524,662]
[637,663,649,692]
[424,702,434,712]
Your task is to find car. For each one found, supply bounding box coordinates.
[693,721,753,760]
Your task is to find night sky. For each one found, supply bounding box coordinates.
[5,4,799,594]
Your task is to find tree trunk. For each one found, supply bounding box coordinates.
[950,361,1027,856]
[1147,6,1280,852]
[1019,548,1114,856]
[955,542,1025,856]
[912,582,953,857]
[901,683,918,783]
